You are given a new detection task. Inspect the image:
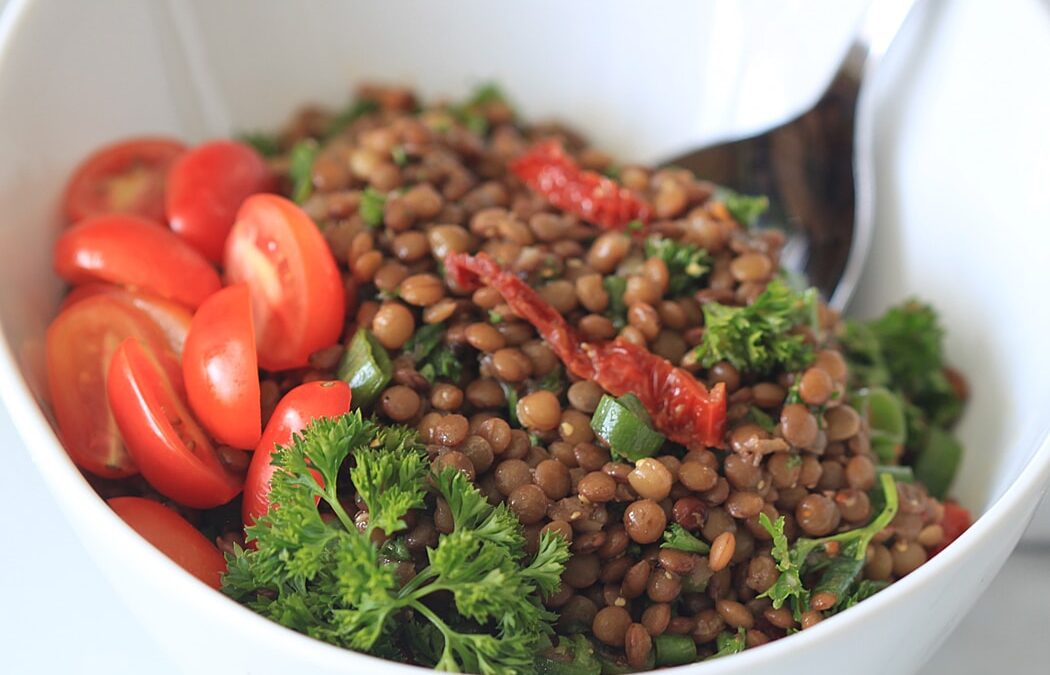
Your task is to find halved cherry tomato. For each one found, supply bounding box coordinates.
[930,501,973,556]
[225,195,345,371]
[107,337,243,509]
[54,214,221,309]
[183,284,261,449]
[108,497,226,589]
[167,140,274,262]
[62,137,186,224]
[243,380,351,528]
[46,295,181,478]
[61,283,193,357]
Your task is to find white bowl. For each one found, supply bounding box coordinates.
[1,1,1048,673]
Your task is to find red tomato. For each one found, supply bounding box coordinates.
[107,337,243,509]
[243,380,351,527]
[61,283,193,357]
[183,284,261,449]
[224,194,345,371]
[108,497,226,589]
[62,137,186,224]
[930,501,973,556]
[46,295,181,478]
[54,214,221,309]
[167,140,274,262]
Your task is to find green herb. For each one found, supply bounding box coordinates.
[653,634,697,667]
[603,276,628,329]
[359,187,387,228]
[590,394,665,462]
[223,415,569,674]
[644,236,711,296]
[839,579,889,610]
[875,464,914,483]
[601,164,622,180]
[536,366,564,394]
[391,145,408,166]
[501,382,521,427]
[745,406,776,433]
[626,218,643,232]
[288,139,319,204]
[852,387,907,464]
[337,329,393,409]
[404,323,445,364]
[695,278,816,375]
[238,131,281,158]
[325,98,379,139]
[708,628,746,659]
[419,345,463,384]
[660,523,710,554]
[488,310,503,324]
[451,83,513,137]
[913,426,963,499]
[758,473,899,618]
[535,635,601,675]
[721,190,769,227]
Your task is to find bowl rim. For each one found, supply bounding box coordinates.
[1,0,1049,671]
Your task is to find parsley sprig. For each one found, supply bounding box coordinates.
[222,412,569,674]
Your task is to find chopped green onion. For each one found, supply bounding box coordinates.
[336,328,392,409]
[653,634,697,667]
[853,387,906,464]
[875,464,915,483]
[590,394,665,462]
[913,427,963,499]
[288,139,319,204]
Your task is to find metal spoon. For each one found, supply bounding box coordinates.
[662,0,920,311]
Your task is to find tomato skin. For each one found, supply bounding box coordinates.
[60,283,192,357]
[166,140,274,262]
[243,380,351,527]
[62,137,186,224]
[183,284,261,449]
[46,295,181,478]
[225,194,345,371]
[107,337,243,509]
[930,501,973,556]
[54,214,221,309]
[108,497,226,589]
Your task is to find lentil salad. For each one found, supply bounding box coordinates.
[45,83,972,673]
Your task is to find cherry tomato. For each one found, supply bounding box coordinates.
[61,283,192,357]
[108,497,226,589]
[62,137,186,224]
[224,194,345,371]
[54,214,221,309]
[243,380,351,527]
[183,284,261,449]
[167,140,274,262]
[46,295,181,478]
[107,337,243,509]
[930,501,973,556]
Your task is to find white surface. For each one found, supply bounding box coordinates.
[1,0,1050,674]
[1,400,1047,673]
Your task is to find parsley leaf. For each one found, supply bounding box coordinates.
[223,414,569,674]
[644,236,711,296]
[721,190,769,227]
[603,276,628,329]
[695,278,817,375]
[660,523,710,554]
[326,98,379,139]
[404,323,445,363]
[360,187,387,227]
[238,131,281,158]
[419,345,463,383]
[288,140,319,204]
[708,627,746,659]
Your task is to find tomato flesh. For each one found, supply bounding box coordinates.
[62,137,186,224]
[930,501,973,556]
[243,380,351,527]
[167,140,274,262]
[107,337,242,509]
[225,194,345,371]
[61,283,193,357]
[108,497,226,589]
[183,284,261,449]
[46,295,180,478]
[54,214,221,309]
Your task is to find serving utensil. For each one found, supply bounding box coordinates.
[663,0,920,311]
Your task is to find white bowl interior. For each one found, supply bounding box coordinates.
[1,0,1048,673]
